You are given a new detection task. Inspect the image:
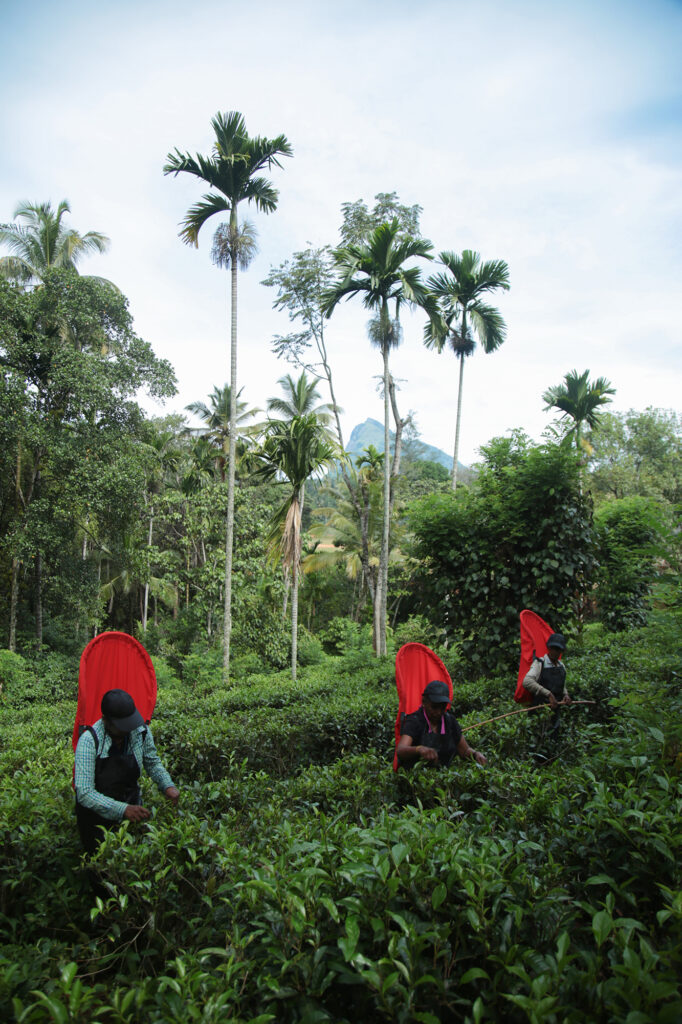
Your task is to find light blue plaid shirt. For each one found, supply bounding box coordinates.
[74,719,174,821]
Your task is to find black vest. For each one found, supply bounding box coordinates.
[539,659,566,699]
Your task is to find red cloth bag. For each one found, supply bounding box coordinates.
[393,643,453,770]
[514,610,555,703]
[72,631,157,751]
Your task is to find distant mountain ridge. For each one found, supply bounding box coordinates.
[347,418,466,473]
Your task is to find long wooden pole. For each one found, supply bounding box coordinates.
[462,700,597,733]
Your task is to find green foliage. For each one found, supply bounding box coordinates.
[1,610,681,1022]
[595,496,664,631]
[409,434,596,672]
[295,628,324,666]
[320,616,372,655]
[589,407,682,506]
[0,650,34,698]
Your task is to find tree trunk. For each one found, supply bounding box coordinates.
[378,340,391,656]
[223,209,239,684]
[451,355,466,491]
[35,551,43,648]
[142,510,153,632]
[8,557,20,652]
[291,555,299,682]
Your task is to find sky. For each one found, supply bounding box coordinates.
[2,0,681,465]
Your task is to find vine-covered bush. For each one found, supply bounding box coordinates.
[595,495,663,630]
[409,435,596,673]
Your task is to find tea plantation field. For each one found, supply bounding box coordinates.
[1,613,681,1023]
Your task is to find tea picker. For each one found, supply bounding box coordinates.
[72,632,179,854]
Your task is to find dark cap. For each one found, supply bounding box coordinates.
[101,689,144,733]
[547,633,567,651]
[423,680,451,704]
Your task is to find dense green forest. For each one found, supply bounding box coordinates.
[1,113,681,1021]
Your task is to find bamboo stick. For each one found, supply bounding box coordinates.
[462,700,597,733]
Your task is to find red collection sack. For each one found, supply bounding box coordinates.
[72,631,157,751]
[514,610,555,703]
[393,643,453,770]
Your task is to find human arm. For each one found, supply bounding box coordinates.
[396,733,439,764]
[139,727,176,797]
[522,658,558,706]
[456,736,487,766]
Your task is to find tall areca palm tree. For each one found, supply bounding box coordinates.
[425,250,510,491]
[543,369,615,452]
[164,111,292,680]
[0,200,111,287]
[252,414,339,680]
[323,220,433,655]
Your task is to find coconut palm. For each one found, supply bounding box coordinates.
[186,384,259,481]
[425,250,510,491]
[323,219,433,655]
[252,414,339,679]
[164,111,292,681]
[267,371,334,427]
[304,448,385,625]
[0,200,111,287]
[543,369,615,452]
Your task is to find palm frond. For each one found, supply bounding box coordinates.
[179,193,231,247]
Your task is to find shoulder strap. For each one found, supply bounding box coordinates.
[85,724,99,754]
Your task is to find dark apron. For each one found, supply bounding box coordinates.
[531,661,566,705]
[421,718,458,767]
[75,732,141,854]
[531,661,566,742]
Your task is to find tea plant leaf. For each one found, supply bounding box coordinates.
[592,909,613,947]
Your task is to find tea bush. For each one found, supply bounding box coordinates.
[1,609,681,1021]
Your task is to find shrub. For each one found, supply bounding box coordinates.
[296,628,324,666]
[409,435,596,673]
[595,496,663,630]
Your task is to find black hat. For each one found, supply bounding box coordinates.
[423,680,451,704]
[547,633,567,651]
[101,689,144,733]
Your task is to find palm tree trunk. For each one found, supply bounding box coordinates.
[223,210,239,684]
[35,550,43,648]
[379,341,391,656]
[8,442,22,652]
[291,555,299,682]
[451,355,466,491]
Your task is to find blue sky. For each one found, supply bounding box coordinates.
[2,0,681,463]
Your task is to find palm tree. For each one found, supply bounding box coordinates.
[267,371,334,426]
[543,369,615,453]
[0,200,111,287]
[164,111,292,681]
[425,250,510,491]
[186,384,259,481]
[252,414,339,679]
[323,219,433,655]
[304,447,386,626]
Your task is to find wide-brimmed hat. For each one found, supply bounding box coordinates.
[101,689,144,732]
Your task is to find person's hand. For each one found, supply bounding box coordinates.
[164,786,180,806]
[562,693,572,705]
[473,750,487,766]
[123,804,150,822]
[548,693,559,710]
[417,745,439,763]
